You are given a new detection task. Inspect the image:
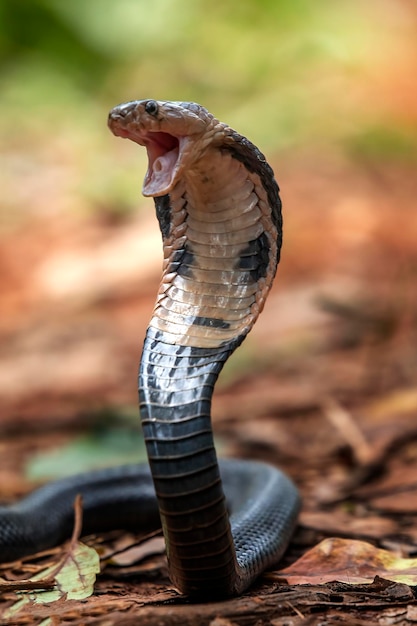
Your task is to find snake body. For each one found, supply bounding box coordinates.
[0,100,300,598]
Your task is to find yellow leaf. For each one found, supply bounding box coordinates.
[40,542,100,602]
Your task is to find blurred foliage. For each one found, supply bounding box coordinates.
[348,125,417,164]
[26,424,147,479]
[0,0,416,219]
[0,0,113,90]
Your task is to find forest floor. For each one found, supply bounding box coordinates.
[0,157,417,625]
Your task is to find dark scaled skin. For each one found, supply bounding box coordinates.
[0,100,299,601]
[108,99,299,597]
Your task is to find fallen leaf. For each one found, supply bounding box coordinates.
[352,457,417,514]
[109,536,165,566]
[407,605,417,621]
[44,541,100,601]
[371,491,417,513]
[272,538,417,585]
[366,388,417,420]
[209,618,240,626]
[300,510,398,540]
[3,541,100,618]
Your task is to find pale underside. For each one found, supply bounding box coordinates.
[150,149,277,349]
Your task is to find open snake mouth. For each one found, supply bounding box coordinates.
[140,131,181,197]
[111,122,182,196]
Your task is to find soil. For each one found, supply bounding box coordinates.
[0,158,417,624]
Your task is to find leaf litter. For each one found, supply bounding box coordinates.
[272,538,417,586]
[1,164,417,623]
[1,496,100,619]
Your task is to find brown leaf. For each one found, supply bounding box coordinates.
[300,510,398,540]
[272,538,417,585]
[366,388,417,421]
[109,536,165,566]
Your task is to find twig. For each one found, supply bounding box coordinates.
[322,397,374,466]
[0,495,85,593]
[46,494,84,579]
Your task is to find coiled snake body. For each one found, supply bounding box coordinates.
[0,100,300,598]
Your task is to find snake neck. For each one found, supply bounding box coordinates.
[150,146,280,349]
[139,143,281,596]
[139,329,237,596]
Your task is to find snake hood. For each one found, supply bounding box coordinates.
[109,99,222,197]
[109,98,283,350]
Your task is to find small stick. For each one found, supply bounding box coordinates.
[322,396,374,466]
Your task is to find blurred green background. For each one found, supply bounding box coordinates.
[1,0,416,225]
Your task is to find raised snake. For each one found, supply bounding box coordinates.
[0,100,300,598]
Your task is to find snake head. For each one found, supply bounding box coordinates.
[108,99,215,197]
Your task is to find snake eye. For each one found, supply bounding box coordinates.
[145,100,159,116]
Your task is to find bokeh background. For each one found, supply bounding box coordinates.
[0,0,416,477]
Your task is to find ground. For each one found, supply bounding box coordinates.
[0,158,417,624]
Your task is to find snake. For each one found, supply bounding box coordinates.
[0,100,300,598]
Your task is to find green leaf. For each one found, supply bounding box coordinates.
[3,542,100,617]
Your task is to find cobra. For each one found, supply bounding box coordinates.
[0,100,300,598]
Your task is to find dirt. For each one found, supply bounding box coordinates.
[0,159,417,624]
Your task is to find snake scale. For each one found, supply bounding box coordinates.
[0,100,300,598]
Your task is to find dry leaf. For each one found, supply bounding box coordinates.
[300,510,398,540]
[109,536,165,566]
[272,538,417,585]
[366,388,417,420]
[3,541,100,618]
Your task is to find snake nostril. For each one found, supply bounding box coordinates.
[109,101,138,121]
